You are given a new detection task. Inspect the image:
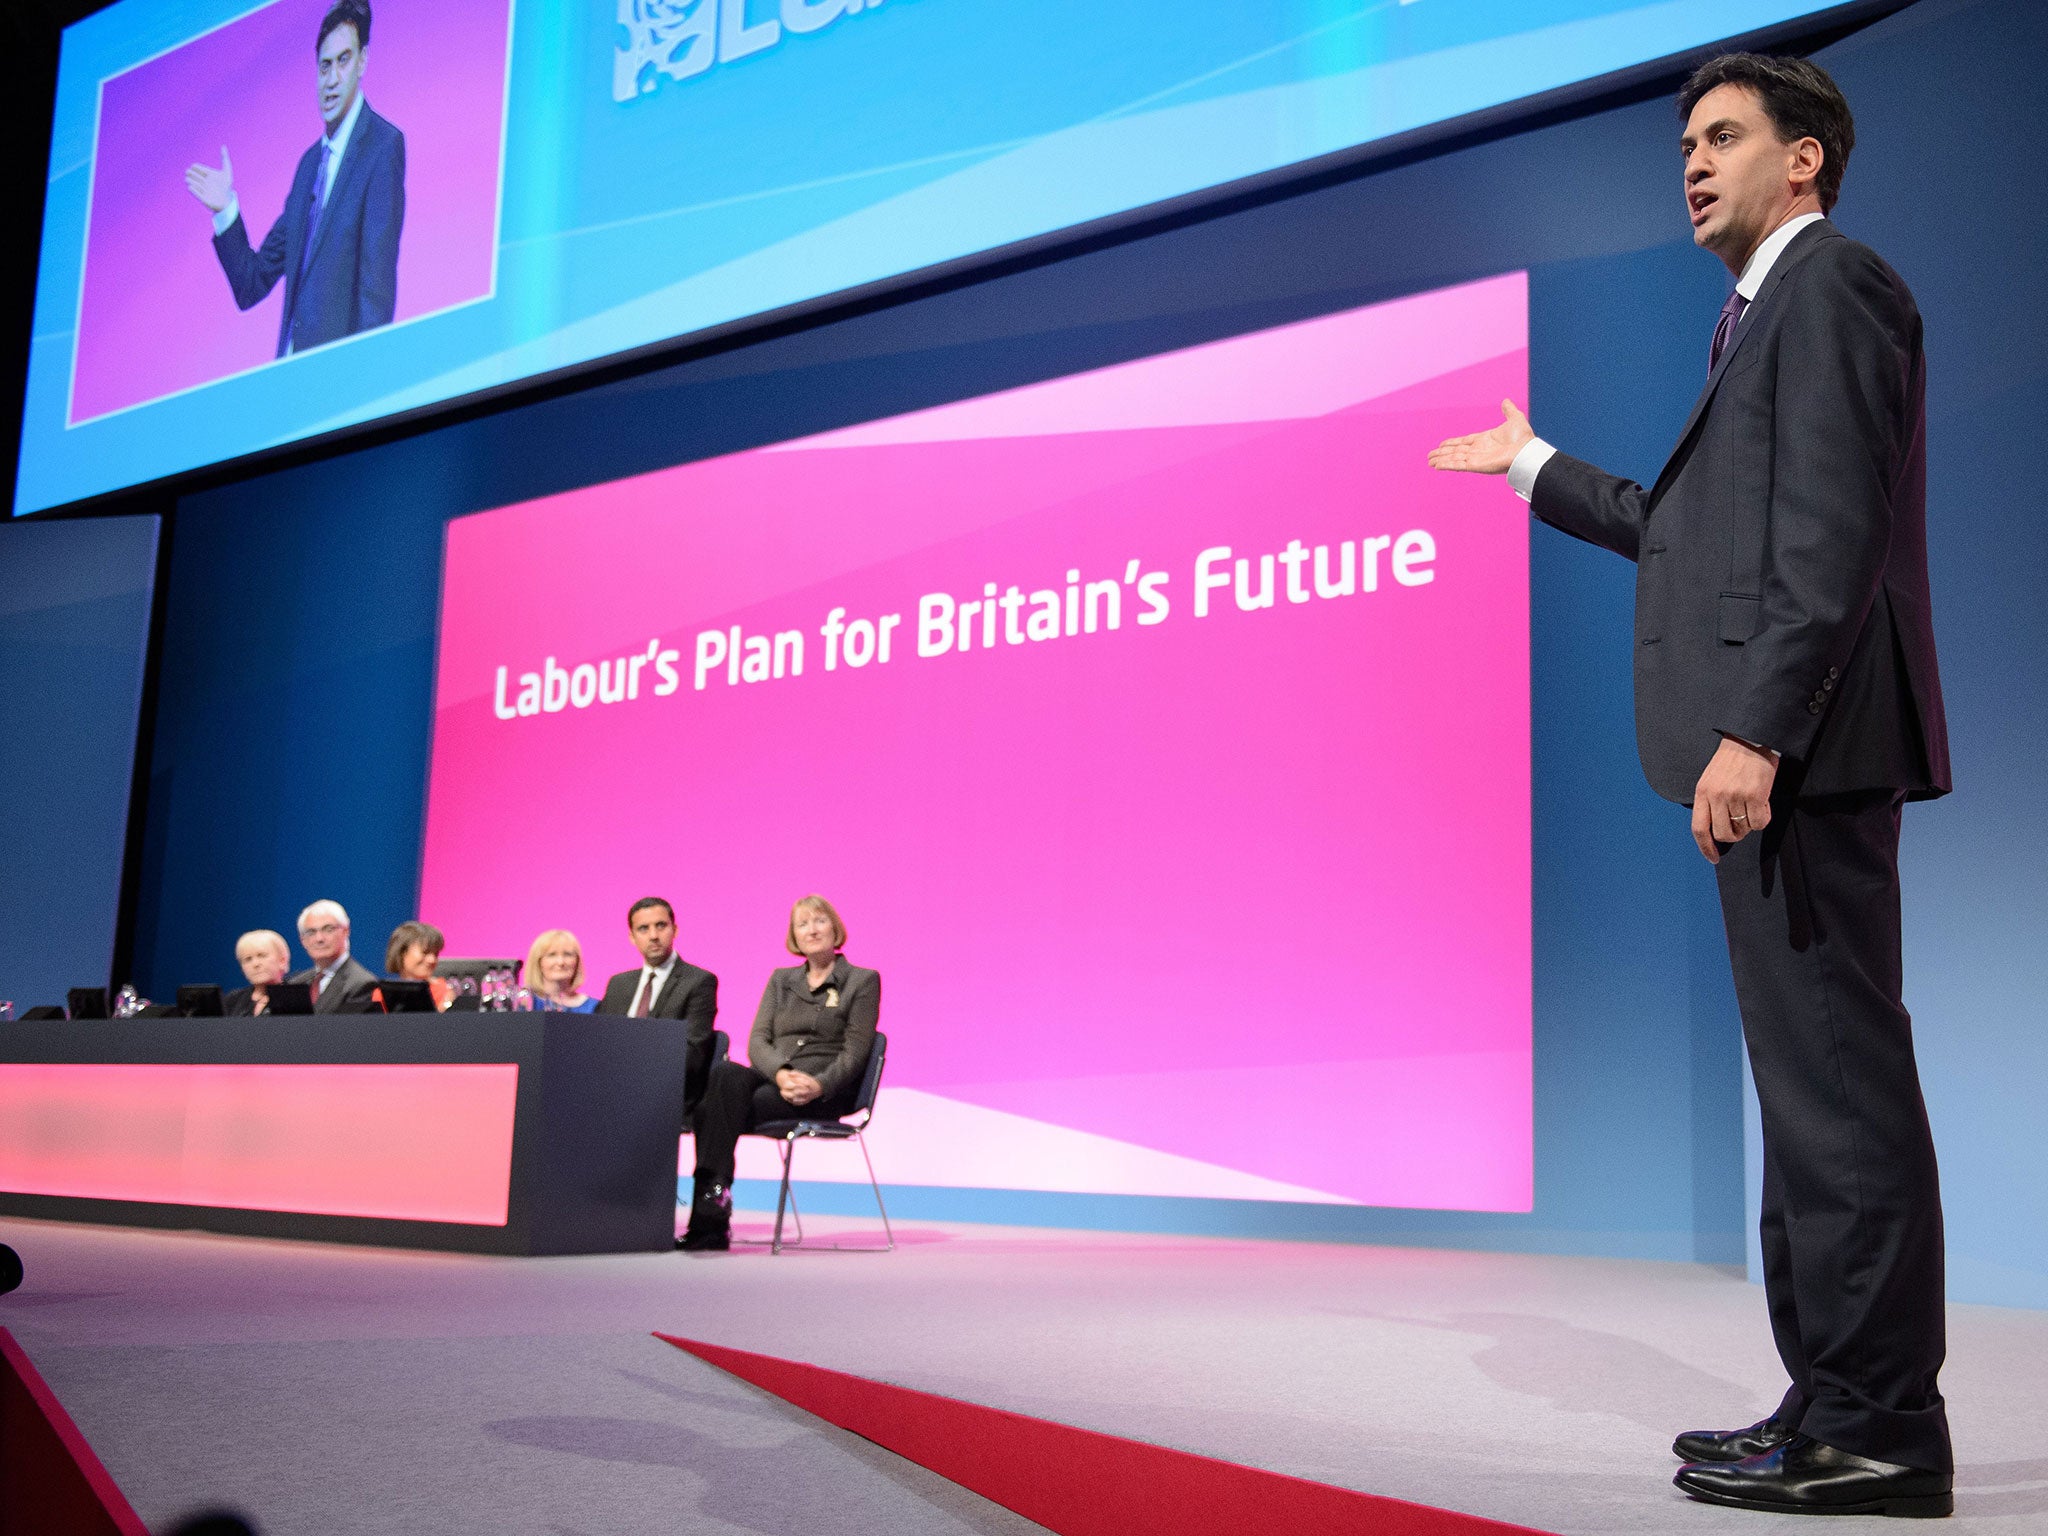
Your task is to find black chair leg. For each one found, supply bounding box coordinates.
[771,1138,794,1255]
[858,1132,895,1252]
[747,1129,888,1253]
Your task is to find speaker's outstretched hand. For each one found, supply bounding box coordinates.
[1428,399,1533,475]
[185,147,234,214]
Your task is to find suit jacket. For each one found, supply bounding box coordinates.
[600,958,718,1102]
[746,958,880,1101]
[1532,221,1949,805]
[288,954,382,1014]
[212,103,405,358]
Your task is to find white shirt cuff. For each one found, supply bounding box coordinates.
[1507,438,1557,503]
[212,197,240,237]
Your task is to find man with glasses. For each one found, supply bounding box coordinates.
[289,899,380,1014]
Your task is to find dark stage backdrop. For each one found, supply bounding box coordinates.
[0,514,159,1010]
[128,0,2047,1301]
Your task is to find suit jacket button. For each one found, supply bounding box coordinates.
[1823,677,1834,690]
[1827,667,1840,680]
[1808,700,1823,714]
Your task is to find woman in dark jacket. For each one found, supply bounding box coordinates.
[680,895,878,1251]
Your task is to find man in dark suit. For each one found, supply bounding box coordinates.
[599,897,718,1109]
[1431,53,1951,1518]
[287,899,381,1014]
[184,0,404,357]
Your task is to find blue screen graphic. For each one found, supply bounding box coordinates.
[17,0,1851,513]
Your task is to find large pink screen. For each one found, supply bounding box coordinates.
[422,273,1532,1212]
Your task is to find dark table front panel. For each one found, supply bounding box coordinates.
[0,1013,689,1254]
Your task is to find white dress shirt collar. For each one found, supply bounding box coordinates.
[323,90,367,174]
[208,91,369,238]
[1736,210,1827,302]
[1507,213,1829,509]
[640,953,677,994]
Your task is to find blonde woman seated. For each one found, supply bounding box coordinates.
[225,929,291,1015]
[525,929,597,1013]
[680,894,878,1252]
[377,920,454,1011]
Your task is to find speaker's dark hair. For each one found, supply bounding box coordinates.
[1679,53,1853,212]
[317,0,371,54]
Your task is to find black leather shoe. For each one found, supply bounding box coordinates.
[1673,1416,1798,1463]
[677,1179,732,1252]
[1675,1434,1952,1517]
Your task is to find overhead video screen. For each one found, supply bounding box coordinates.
[18,0,1839,514]
[420,272,1532,1212]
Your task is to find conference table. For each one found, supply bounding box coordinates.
[0,1012,690,1254]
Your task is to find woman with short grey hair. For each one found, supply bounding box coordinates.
[680,895,879,1252]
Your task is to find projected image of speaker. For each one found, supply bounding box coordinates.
[60,0,514,442]
[18,0,1848,519]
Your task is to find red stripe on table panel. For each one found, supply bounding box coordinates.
[0,1063,518,1224]
[657,1334,1557,1536]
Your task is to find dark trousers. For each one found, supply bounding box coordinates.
[1715,788,1949,1473]
[692,1061,860,1186]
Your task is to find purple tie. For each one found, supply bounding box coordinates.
[1710,289,1749,374]
[299,141,332,278]
[287,141,333,352]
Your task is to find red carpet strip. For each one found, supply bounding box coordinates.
[0,1327,148,1536]
[658,1333,1558,1536]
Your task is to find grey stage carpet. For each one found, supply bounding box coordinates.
[1,1213,2042,1534]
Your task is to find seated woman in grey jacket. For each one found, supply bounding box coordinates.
[680,894,879,1251]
